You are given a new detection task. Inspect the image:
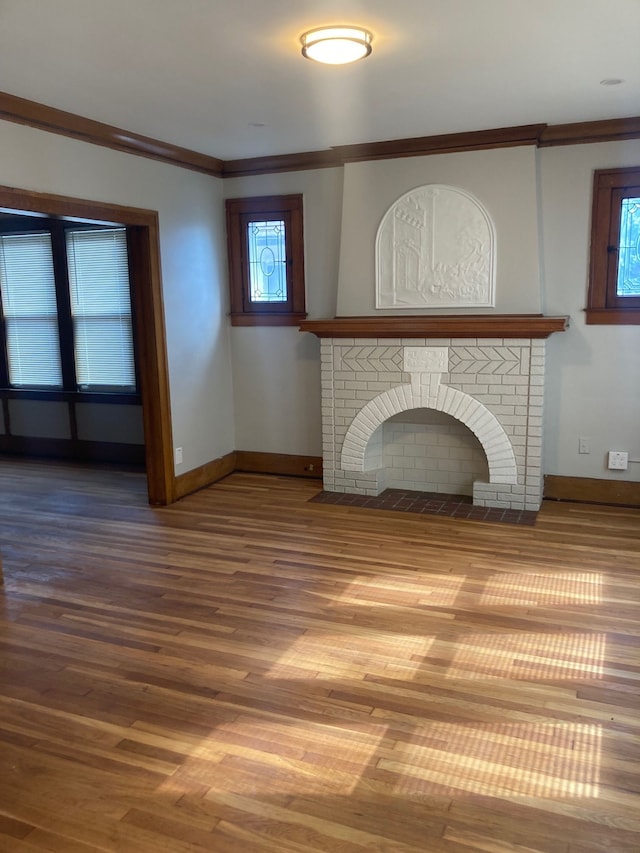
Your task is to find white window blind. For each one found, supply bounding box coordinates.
[0,232,63,388]
[66,228,135,391]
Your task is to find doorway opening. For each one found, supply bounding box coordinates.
[0,185,174,505]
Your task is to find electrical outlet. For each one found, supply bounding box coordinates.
[607,451,628,470]
[175,446,183,465]
[578,437,590,454]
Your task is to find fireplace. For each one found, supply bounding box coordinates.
[300,315,568,512]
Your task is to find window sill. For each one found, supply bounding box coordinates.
[229,312,307,327]
[0,388,141,404]
[585,308,640,325]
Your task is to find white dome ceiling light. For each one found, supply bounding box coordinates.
[300,26,372,65]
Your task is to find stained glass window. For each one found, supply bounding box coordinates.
[587,168,640,323]
[247,219,287,303]
[616,197,640,297]
[225,194,306,326]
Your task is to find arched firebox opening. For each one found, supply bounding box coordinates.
[341,383,518,504]
[379,409,489,497]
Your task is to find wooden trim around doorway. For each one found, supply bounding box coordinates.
[0,185,175,505]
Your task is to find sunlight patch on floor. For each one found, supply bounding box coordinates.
[479,572,603,606]
[174,716,389,798]
[384,721,602,799]
[444,632,606,680]
[337,574,466,608]
[265,631,436,680]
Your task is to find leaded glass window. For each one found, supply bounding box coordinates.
[225,194,306,326]
[587,167,640,324]
[616,197,640,297]
[247,219,287,303]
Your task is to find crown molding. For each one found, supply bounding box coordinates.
[0,91,224,177]
[538,115,640,147]
[333,124,546,163]
[1,89,639,179]
[223,116,640,177]
[222,148,345,178]
[221,124,546,178]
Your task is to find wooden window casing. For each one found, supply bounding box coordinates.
[587,167,640,324]
[225,194,306,326]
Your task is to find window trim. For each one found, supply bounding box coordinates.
[225,194,306,326]
[587,167,640,324]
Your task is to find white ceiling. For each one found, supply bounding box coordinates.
[1,0,639,161]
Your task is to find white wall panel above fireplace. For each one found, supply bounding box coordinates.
[337,146,541,317]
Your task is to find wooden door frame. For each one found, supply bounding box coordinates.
[0,185,175,505]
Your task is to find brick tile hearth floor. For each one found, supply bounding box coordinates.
[310,488,538,525]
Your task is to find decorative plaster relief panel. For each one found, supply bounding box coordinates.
[376,185,496,309]
[404,346,448,373]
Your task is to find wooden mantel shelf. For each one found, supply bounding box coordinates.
[299,314,569,339]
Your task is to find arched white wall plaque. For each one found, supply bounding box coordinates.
[376,184,496,309]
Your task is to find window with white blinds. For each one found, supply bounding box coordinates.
[0,232,63,388]
[66,228,135,391]
[0,221,136,394]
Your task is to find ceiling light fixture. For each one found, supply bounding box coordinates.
[300,26,372,65]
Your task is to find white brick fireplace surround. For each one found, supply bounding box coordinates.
[300,316,568,512]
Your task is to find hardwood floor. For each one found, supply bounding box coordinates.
[0,458,639,852]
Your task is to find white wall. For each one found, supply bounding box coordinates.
[224,168,343,454]
[539,140,640,482]
[337,146,542,316]
[0,119,234,474]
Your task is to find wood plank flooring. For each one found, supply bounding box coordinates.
[0,458,639,852]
